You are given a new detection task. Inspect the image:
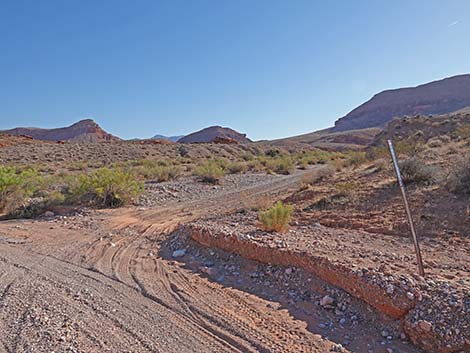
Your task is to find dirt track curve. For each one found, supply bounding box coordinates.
[0,171,358,353]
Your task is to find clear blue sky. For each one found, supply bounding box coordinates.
[1,1,469,140]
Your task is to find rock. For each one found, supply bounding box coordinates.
[44,211,55,218]
[407,291,415,300]
[172,249,186,258]
[417,320,433,332]
[199,266,216,276]
[320,295,335,308]
[386,284,395,294]
[381,330,390,338]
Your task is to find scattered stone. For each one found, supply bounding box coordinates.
[172,249,186,258]
[320,295,335,308]
[417,320,433,332]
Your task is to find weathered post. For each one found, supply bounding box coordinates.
[387,140,425,277]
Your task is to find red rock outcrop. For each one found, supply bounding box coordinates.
[2,119,120,142]
[178,126,251,144]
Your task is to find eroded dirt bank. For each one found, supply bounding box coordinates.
[187,212,469,353]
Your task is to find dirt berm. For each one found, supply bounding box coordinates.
[187,222,470,353]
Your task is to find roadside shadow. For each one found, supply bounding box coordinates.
[157,229,422,353]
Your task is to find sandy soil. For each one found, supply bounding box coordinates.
[0,170,349,353]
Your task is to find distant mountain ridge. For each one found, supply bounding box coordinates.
[152,134,184,142]
[333,74,470,131]
[178,126,251,144]
[2,119,120,142]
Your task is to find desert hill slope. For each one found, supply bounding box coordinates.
[333,74,470,131]
[2,119,120,142]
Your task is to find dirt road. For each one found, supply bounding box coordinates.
[1,171,356,353]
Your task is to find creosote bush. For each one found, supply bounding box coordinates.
[193,160,225,184]
[66,168,143,207]
[399,157,436,185]
[258,201,293,233]
[0,167,42,215]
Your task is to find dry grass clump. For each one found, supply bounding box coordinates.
[226,162,248,174]
[399,157,437,185]
[446,157,470,195]
[298,166,335,190]
[258,201,293,233]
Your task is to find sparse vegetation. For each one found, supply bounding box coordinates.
[446,157,470,195]
[193,160,225,184]
[226,162,247,174]
[134,163,181,182]
[66,168,144,207]
[398,157,437,185]
[258,201,293,232]
[456,125,470,142]
[0,167,42,215]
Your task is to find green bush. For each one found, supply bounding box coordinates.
[263,156,294,175]
[66,168,143,207]
[399,157,436,185]
[0,167,42,214]
[258,201,293,232]
[193,161,225,184]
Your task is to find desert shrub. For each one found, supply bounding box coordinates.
[342,151,367,168]
[241,153,255,161]
[178,145,189,157]
[263,156,294,175]
[399,157,436,185]
[66,168,143,207]
[226,162,247,174]
[456,125,470,141]
[136,164,181,182]
[446,157,470,194]
[336,182,357,197]
[265,149,281,158]
[246,160,264,172]
[258,201,293,233]
[367,141,424,161]
[193,161,225,184]
[299,166,334,187]
[297,158,309,170]
[273,156,294,175]
[0,167,42,214]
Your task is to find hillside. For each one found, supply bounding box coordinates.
[333,74,470,131]
[2,119,120,142]
[270,127,381,150]
[178,126,251,144]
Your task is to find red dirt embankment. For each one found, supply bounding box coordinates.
[187,224,414,318]
[187,223,470,353]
